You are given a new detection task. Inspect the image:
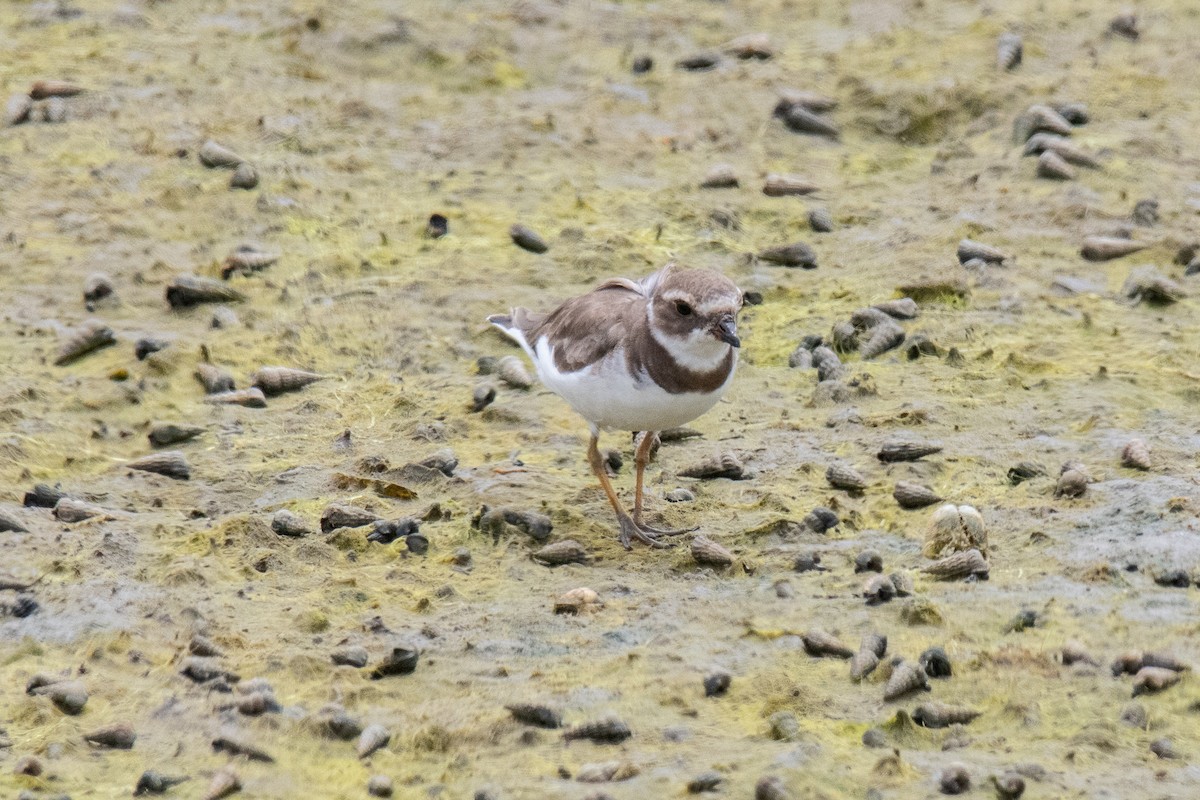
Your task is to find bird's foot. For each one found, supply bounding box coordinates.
[632,515,697,538]
[617,514,678,550]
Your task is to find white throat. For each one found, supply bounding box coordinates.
[647,305,732,373]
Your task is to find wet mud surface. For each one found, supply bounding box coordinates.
[2,1,1200,798]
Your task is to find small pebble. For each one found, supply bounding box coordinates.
[367,775,394,798]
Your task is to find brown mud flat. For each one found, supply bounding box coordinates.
[2,1,1200,798]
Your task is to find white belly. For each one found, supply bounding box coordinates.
[531,338,736,432]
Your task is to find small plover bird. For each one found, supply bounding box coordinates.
[488,263,743,549]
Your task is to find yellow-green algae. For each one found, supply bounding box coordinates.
[3,0,1200,798]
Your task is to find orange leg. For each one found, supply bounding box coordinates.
[632,431,695,536]
[587,432,670,550]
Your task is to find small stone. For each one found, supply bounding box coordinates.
[367,775,394,798]
[703,670,731,697]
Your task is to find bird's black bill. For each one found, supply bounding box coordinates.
[715,317,741,348]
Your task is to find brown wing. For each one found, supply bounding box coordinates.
[526,280,647,373]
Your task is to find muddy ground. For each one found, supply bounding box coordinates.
[2,1,1200,798]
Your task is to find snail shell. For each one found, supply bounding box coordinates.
[855,549,883,573]
[366,775,393,798]
[872,297,918,319]
[195,363,235,394]
[506,703,563,729]
[497,355,534,390]
[188,634,221,657]
[893,481,942,509]
[724,32,773,60]
[236,691,279,716]
[271,509,312,538]
[919,646,953,678]
[1061,640,1100,667]
[676,52,720,71]
[850,649,880,681]
[229,162,258,190]
[924,504,988,558]
[1150,738,1180,760]
[912,702,980,729]
[990,772,1025,799]
[221,246,279,279]
[148,422,204,448]
[826,463,867,492]
[890,572,914,596]
[30,679,89,714]
[878,440,943,463]
[370,642,420,678]
[198,140,244,168]
[1037,150,1076,180]
[802,629,854,659]
[691,535,735,568]
[356,724,391,759]
[883,660,930,700]
[1132,666,1181,697]
[5,93,32,126]
[803,507,839,533]
[30,80,83,99]
[135,771,190,795]
[320,503,379,533]
[956,238,1008,265]
[754,776,794,800]
[166,274,244,308]
[54,319,115,365]
[808,207,834,232]
[202,767,242,800]
[938,764,971,795]
[252,366,325,396]
[472,383,497,412]
[533,539,589,566]
[1121,439,1151,470]
[0,507,28,533]
[1014,104,1073,141]
[859,320,905,359]
[83,272,114,305]
[758,241,817,269]
[1055,469,1088,498]
[996,32,1022,70]
[1007,461,1045,484]
[862,633,888,658]
[1123,267,1186,304]
[699,163,739,189]
[1080,236,1147,261]
[126,451,191,480]
[554,587,601,615]
[830,321,859,353]
[53,497,107,523]
[509,223,548,253]
[84,723,136,749]
[922,548,989,580]
[762,173,818,197]
[331,646,369,668]
[1055,101,1089,124]
[205,388,267,407]
[563,716,631,743]
[1023,133,1101,168]
[788,346,813,369]
[1110,11,1139,40]
[863,573,895,605]
[679,452,746,480]
[779,104,839,138]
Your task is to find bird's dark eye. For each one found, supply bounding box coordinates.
[675,301,693,316]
